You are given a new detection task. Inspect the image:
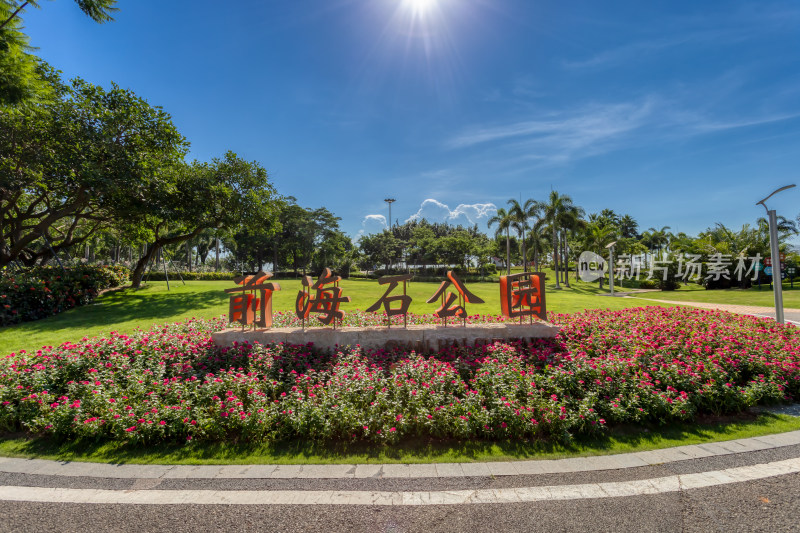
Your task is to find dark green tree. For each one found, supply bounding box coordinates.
[0,69,187,267]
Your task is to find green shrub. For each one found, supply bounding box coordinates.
[0,265,128,326]
[144,271,237,281]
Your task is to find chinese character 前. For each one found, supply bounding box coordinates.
[225,271,281,329]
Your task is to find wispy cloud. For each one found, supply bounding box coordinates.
[446,99,656,163]
[690,112,800,133]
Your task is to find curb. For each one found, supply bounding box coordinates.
[1,430,798,480]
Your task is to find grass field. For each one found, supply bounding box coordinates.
[629,280,800,307]
[0,412,795,465]
[0,270,676,355]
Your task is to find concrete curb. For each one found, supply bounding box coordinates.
[1,430,798,480]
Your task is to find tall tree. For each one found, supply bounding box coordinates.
[508,198,541,272]
[537,190,581,289]
[488,207,514,275]
[0,70,188,268]
[128,152,280,287]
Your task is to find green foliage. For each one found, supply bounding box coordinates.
[1,70,188,267]
[0,1,118,105]
[142,271,237,282]
[0,265,128,325]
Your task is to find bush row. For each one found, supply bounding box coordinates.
[1,307,797,445]
[0,265,129,326]
[143,271,237,281]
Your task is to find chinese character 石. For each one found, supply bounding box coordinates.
[295,268,351,326]
[426,271,485,324]
[224,271,281,329]
[366,274,413,326]
[499,272,546,321]
[705,253,732,281]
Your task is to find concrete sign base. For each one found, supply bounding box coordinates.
[212,321,559,352]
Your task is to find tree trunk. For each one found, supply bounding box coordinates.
[131,244,159,288]
[186,241,192,272]
[552,226,560,288]
[505,228,511,275]
[215,237,220,272]
[564,230,571,288]
[521,229,527,272]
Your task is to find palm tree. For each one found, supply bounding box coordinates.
[537,190,581,289]
[507,198,541,271]
[488,207,514,275]
[559,204,585,287]
[647,226,672,259]
[583,222,616,289]
[619,214,638,239]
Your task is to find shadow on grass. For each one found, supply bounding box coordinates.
[1,413,792,465]
[2,287,228,336]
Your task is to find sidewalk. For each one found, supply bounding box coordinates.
[627,296,800,323]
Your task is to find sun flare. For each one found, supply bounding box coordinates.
[404,0,437,17]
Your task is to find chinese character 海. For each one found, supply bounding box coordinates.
[295,268,351,327]
[225,270,281,329]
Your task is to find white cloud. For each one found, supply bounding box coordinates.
[357,199,498,237]
[406,198,497,227]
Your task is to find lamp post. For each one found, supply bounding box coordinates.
[606,241,617,296]
[756,184,796,325]
[384,198,396,230]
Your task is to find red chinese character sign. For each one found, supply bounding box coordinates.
[295,268,351,328]
[426,271,485,327]
[225,271,281,330]
[499,272,546,322]
[366,274,412,328]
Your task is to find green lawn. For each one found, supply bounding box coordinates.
[0,271,675,356]
[629,281,800,308]
[0,412,796,464]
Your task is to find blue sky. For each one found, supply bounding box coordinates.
[23,0,800,239]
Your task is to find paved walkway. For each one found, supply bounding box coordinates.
[627,297,800,324]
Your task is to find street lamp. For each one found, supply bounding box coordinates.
[384,198,396,230]
[756,184,796,325]
[606,241,617,296]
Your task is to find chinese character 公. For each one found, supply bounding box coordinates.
[426,271,484,325]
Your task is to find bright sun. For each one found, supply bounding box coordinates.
[404,0,437,16]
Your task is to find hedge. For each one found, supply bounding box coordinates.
[0,265,129,326]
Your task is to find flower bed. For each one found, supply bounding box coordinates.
[0,265,129,326]
[0,307,797,445]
